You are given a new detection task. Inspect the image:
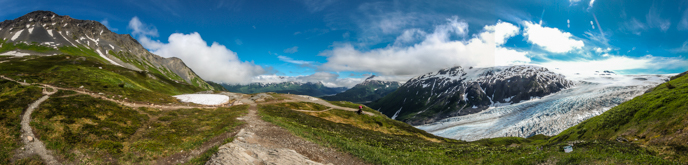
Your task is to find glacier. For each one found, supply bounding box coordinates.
[416,74,671,141]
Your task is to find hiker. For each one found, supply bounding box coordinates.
[357,105,363,115]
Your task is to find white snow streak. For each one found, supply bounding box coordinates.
[391,107,403,120]
[96,49,122,66]
[11,29,24,41]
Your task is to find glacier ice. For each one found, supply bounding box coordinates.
[416,75,670,141]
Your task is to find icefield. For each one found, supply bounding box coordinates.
[416,75,671,141]
[173,94,230,105]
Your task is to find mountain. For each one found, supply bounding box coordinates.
[221,81,347,97]
[0,11,212,90]
[368,65,574,125]
[417,73,670,141]
[321,75,401,103]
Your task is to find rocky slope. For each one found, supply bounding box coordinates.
[322,75,401,103]
[0,11,212,90]
[222,81,347,97]
[368,65,575,125]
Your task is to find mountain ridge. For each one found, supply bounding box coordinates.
[0,10,212,90]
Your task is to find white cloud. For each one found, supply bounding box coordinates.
[101,19,118,31]
[569,0,581,5]
[283,46,299,53]
[320,18,529,76]
[594,47,612,53]
[645,4,671,32]
[128,17,158,37]
[277,55,311,65]
[523,21,584,53]
[539,55,688,76]
[252,72,364,88]
[128,17,265,84]
[589,0,596,8]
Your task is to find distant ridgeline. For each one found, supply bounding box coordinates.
[368,65,574,125]
[221,81,347,97]
[322,75,401,103]
[0,10,213,90]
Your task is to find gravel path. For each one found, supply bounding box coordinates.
[13,83,61,164]
[206,102,368,165]
[2,75,368,165]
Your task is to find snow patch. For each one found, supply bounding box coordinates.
[96,49,122,66]
[0,51,31,57]
[173,94,230,105]
[28,27,34,34]
[11,29,24,41]
[47,30,54,38]
[391,107,403,120]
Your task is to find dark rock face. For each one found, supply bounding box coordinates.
[368,65,575,125]
[322,79,401,103]
[0,11,212,90]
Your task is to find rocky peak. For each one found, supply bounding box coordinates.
[0,10,213,90]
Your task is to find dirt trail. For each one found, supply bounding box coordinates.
[206,101,367,165]
[2,75,369,165]
[1,75,218,110]
[13,83,60,164]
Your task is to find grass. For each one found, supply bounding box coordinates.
[0,54,204,104]
[259,101,680,164]
[328,100,384,114]
[30,93,248,164]
[551,71,688,162]
[0,80,43,164]
[275,102,330,111]
[0,39,56,54]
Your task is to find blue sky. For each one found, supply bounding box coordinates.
[1,0,687,87]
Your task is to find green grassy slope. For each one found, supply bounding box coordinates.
[0,54,203,104]
[259,101,678,164]
[0,80,43,164]
[31,94,247,164]
[551,72,688,161]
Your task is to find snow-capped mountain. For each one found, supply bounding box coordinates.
[322,75,401,103]
[416,74,670,141]
[221,81,348,97]
[368,65,574,125]
[0,11,212,89]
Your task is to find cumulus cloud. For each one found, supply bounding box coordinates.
[588,0,596,8]
[128,17,265,84]
[283,46,299,53]
[252,72,364,88]
[539,55,688,76]
[523,21,585,53]
[320,18,529,76]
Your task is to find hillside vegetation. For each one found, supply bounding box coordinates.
[259,100,679,164]
[0,80,43,164]
[31,93,247,164]
[552,71,688,162]
[0,54,204,104]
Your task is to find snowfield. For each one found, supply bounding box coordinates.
[173,94,230,105]
[416,74,671,141]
